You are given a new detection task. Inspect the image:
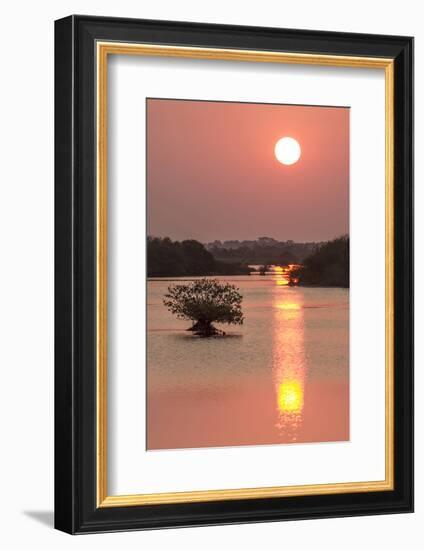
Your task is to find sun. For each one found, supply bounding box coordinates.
[274,137,301,165]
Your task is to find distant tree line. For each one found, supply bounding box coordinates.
[148,235,349,286]
[290,236,349,288]
[206,237,318,265]
[147,237,251,277]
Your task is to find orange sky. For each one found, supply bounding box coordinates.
[147,99,349,243]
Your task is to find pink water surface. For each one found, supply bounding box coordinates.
[147,276,349,450]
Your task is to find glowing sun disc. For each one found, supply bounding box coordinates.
[274,137,301,165]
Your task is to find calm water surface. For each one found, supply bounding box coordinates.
[147,275,349,450]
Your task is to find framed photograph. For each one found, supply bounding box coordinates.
[54,15,413,534]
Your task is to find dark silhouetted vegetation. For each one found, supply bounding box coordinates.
[289,236,349,288]
[163,279,244,336]
[259,264,269,276]
[147,237,251,277]
[206,237,317,265]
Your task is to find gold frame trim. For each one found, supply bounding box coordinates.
[96,42,395,508]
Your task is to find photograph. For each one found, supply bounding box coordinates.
[146,98,350,450]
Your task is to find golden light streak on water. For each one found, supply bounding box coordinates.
[277,380,304,412]
[272,289,306,441]
[271,264,302,287]
[276,302,301,310]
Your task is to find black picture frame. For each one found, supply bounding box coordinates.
[55,15,413,534]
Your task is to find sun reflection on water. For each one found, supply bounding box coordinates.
[276,302,301,311]
[272,289,306,441]
[271,264,302,287]
[278,380,304,412]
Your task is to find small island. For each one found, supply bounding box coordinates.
[163,278,244,337]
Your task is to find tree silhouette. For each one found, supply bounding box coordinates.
[163,279,244,336]
[147,236,250,277]
[290,235,349,288]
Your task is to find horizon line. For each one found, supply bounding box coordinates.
[147,234,349,244]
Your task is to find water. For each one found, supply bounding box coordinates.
[147,274,349,450]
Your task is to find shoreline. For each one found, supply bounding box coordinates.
[147,276,349,289]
